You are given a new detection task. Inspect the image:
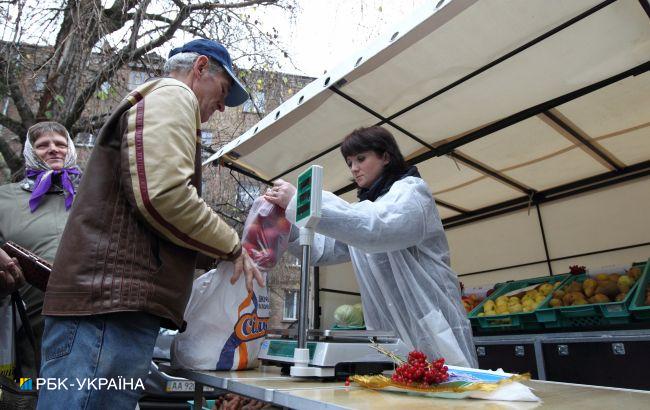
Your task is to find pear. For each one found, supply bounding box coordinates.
[509,303,523,313]
[617,275,633,294]
[588,294,610,304]
[627,267,641,281]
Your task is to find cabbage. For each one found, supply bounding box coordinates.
[334,303,364,327]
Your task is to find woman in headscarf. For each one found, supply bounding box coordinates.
[0,121,81,382]
[265,126,477,368]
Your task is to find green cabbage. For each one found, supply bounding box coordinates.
[334,303,364,327]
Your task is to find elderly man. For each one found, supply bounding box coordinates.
[37,39,262,410]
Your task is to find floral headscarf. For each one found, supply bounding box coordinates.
[22,123,81,212]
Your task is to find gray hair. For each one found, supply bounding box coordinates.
[163,52,225,76]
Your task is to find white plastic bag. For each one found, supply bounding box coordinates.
[171,262,270,370]
[171,198,290,371]
[0,297,15,379]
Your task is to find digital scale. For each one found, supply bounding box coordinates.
[257,165,409,378]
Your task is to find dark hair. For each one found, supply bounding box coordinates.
[340,126,407,177]
[27,121,68,144]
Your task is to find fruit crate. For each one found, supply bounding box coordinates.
[188,400,216,410]
[468,274,570,331]
[535,261,646,329]
[629,259,650,320]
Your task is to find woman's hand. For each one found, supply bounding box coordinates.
[0,248,25,298]
[263,179,296,209]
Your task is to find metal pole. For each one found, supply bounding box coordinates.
[535,203,554,276]
[297,244,311,349]
[313,266,320,330]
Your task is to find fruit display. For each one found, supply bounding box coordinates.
[461,293,482,314]
[391,351,449,387]
[547,267,642,307]
[476,281,560,317]
[241,199,291,269]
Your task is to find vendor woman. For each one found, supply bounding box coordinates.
[265,125,477,368]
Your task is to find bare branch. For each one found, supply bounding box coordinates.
[0,111,26,138]
[188,0,280,11]
[63,5,192,127]
[0,138,23,175]
[5,56,35,128]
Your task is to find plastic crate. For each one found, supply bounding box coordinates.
[629,259,650,320]
[189,399,216,410]
[468,275,569,331]
[536,262,646,329]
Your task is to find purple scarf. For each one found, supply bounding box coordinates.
[25,168,81,212]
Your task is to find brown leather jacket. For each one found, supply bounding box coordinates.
[43,78,241,329]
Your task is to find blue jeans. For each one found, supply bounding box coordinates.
[37,312,160,410]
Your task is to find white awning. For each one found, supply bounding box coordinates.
[205,0,650,226]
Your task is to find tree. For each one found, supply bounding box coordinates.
[0,0,296,175]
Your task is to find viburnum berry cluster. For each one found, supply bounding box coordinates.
[569,265,587,275]
[391,350,449,386]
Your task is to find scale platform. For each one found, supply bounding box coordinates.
[258,329,409,379]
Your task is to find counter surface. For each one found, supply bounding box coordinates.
[163,365,650,409]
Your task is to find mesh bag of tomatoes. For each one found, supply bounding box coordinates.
[391,351,449,387]
[242,197,292,270]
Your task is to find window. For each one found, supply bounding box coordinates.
[288,256,300,268]
[96,82,112,100]
[34,75,46,92]
[128,71,149,90]
[242,91,266,114]
[283,289,299,321]
[200,131,213,146]
[75,132,95,147]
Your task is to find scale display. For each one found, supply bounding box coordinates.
[295,165,322,228]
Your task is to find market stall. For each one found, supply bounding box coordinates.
[195,0,650,399]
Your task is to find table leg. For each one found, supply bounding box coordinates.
[194,382,204,409]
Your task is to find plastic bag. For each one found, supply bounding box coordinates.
[0,297,15,379]
[171,198,291,370]
[241,197,291,269]
[171,263,269,370]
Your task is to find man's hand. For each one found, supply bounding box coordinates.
[263,179,296,209]
[231,249,264,292]
[0,248,25,298]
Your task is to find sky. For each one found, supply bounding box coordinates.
[270,0,429,77]
[2,0,428,78]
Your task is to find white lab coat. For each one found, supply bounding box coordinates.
[287,176,478,368]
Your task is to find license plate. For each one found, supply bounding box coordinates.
[165,380,214,392]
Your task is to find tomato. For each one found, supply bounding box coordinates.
[263,227,280,246]
[244,223,263,243]
[257,248,276,268]
[276,217,291,234]
[242,242,256,253]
